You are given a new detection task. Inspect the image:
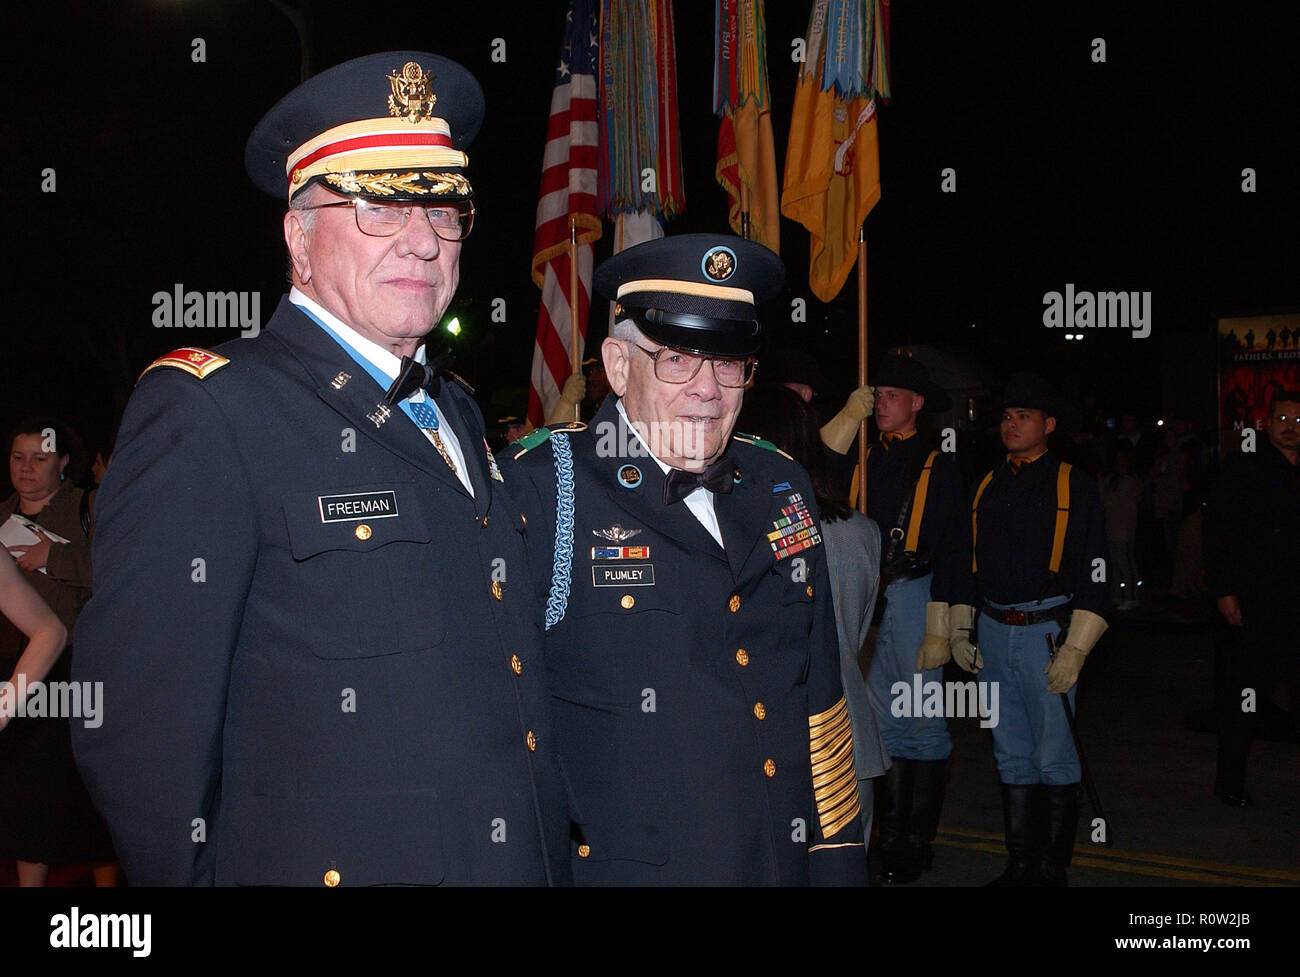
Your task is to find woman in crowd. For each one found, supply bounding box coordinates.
[2,418,117,885]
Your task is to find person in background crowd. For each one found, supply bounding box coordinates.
[1203,390,1300,807]
[738,383,890,872]
[2,418,118,886]
[0,550,73,882]
[1100,444,1143,610]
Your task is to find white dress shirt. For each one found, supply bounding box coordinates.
[291,288,473,495]
[617,398,724,548]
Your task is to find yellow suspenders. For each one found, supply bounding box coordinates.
[971,461,1072,574]
[857,445,939,554]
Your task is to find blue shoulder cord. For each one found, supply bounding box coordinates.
[545,432,575,630]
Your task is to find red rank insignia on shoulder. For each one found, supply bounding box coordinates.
[140,347,231,382]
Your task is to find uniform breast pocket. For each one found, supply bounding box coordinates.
[281,483,443,658]
[777,572,815,683]
[555,565,682,705]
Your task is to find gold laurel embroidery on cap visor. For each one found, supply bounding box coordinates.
[388,62,438,123]
[808,697,860,838]
[322,171,472,198]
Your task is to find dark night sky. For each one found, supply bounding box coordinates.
[5,0,1297,474]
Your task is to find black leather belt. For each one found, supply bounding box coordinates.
[881,560,933,585]
[981,603,1071,626]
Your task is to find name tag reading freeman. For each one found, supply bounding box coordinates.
[592,564,656,587]
[318,491,400,523]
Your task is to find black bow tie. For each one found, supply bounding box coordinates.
[663,456,736,505]
[382,348,455,405]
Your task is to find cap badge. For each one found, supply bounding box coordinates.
[388,62,438,123]
[702,246,737,282]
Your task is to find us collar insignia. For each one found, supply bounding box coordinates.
[593,524,641,542]
[484,438,503,482]
[331,371,351,390]
[618,464,642,489]
[388,61,437,123]
[702,246,736,282]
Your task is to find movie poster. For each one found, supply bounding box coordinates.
[1217,312,1300,455]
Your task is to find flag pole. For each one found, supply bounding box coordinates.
[857,224,868,514]
[740,181,751,240]
[569,216,581,420]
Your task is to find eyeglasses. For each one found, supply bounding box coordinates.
[633,343,757,388]
[300,198,475,241]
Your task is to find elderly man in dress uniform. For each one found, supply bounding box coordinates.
[72,53,568,885]
[500,235,866,885]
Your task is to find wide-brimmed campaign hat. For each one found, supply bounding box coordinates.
[246,51,484,203]
[999,372,1080,427]
[870,353,952,412]
[595,234,785,358]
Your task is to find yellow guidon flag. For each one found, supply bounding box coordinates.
[781,0,888,303]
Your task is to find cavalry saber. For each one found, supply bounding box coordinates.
[1047,633,1112,846]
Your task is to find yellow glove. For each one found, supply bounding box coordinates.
[916,602,952,670]
[544,372,587,424]
[1044,608,1108,693]
[949,603,982,673]
[819,385,875,454]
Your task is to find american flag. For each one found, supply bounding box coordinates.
[528,0,603,427]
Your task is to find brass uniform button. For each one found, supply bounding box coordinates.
[577,844,591,859]
[728,594,741,613]
[526,730,537,752]
[735,648,749,667]
[753,702,767,720]
[354,524,372,541]
[806,585,814,598]
[764,759,776,778]
[323,869,340,887]
[491,580,503,601]
[620,594,635,609]
[520,513,527,528]
[482,516,489,528]
[510,654,523,675]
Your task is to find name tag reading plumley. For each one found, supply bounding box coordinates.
[318,491,399,522]
[592,564,655,587]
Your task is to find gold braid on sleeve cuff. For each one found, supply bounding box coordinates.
[808,697,860,839]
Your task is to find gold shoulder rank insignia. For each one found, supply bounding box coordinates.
[809,697,860,839]
[139,347,230,382]
[732,431,793,461]
[549,421,588,433]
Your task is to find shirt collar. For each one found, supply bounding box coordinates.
[1006,448,1048,471]
[616,398,673,476]
[290,287,427,392]
[880,428,917,447]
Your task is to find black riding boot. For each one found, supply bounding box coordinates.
[906,758,949,878]
[987,783,1036,886]
[1037,783,1081,886]
[877,758,923,884]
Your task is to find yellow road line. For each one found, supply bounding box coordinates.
[936,827,1293,885]
[933,835,1280,886]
